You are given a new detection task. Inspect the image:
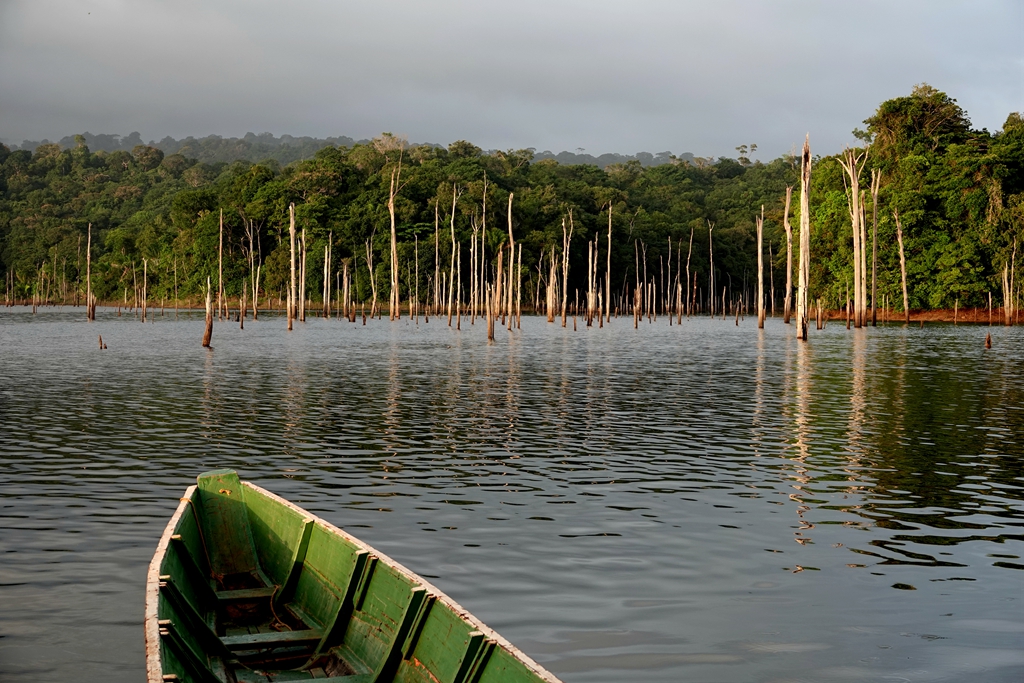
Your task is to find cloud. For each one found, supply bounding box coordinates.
[0,0,1020,158]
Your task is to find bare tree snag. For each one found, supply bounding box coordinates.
[377,136,407,321]
[86,223,94,320]
[365,231,378,318]
[546,250,558,323]
[323,233,332,319]
[288,203,296,330]
[414,236,419,322]
[142,258,148,323]
[561,211,574,328]
[606,202,612,323]
[300,225,307,322]
[517,243,523,329]
[433,200,440,317]
[486,283,495,342]
[870,168,880,325]
[685,226,694,317]
[707,220,715,318]
[757,205,765,328]
[838,148,868,327]
[893,208,910,324]
[218,209,224,321]
[202,277,213,347]
[797,136,812,341]
[507,191,515,322]
[448,183,462,326]
[783,187,793,324]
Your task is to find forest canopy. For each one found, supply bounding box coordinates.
[2,85,1021,313]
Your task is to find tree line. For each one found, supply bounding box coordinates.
[2,84,1022,319]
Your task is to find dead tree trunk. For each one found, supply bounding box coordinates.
[299,226,307,323]
[606,202,612,323]
[218,209,224,321]
[708,221,715,318]
[871,168,880,326]
[797,136,812,341]
[342,259,351,321]
[783,187,793,324]
[506,192,515,323]
[240,280,247,329]
[202,277,213,347]
[142,258,148,323]
[365,233,378,318]
[288,203,296,330]
[486,283,495,342]
[433,201,440,317]
[757,206,765,328]
[470,215,478,323]
[893,208,910,324]
[561,211,574,328]
[517,243,523,329]
[447,183,461,326]
[388,164,402,320]
[86,223,94,321]
[1012,240,1018,326]
[838,148,868,327]
[685,226,693,318]
[323,233,332,319]
[546,250,558,322]
[587,238,595,326]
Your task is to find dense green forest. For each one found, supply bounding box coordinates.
[2,85,1022,314]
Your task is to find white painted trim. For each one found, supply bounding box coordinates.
[144,485,196,683]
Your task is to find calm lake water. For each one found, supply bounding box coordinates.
[1,307,1023,682]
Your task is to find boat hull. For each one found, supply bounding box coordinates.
[145,470,561,683]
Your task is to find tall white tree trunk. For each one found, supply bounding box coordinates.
[757,206,765,328]
[894,209,910,324]
[783,186,793,324]
[288,203,296,330]
[797,136,812,340]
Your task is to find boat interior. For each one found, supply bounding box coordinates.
[154,470,543,683]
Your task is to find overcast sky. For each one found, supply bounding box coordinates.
[0,0,1021,159]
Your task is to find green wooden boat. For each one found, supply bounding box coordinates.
[146,470,562,683]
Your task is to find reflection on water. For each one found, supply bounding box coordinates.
[1,309,1023,682]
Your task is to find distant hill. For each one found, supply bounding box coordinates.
[5,132,695,169]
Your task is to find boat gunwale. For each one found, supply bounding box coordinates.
[243,480,563,683]
[144,479,562,683]
[146,483,197,683]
